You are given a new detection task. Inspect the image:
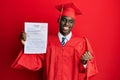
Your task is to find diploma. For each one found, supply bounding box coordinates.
[24,22,48,54]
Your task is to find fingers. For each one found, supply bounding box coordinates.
[81,53,89,61]
[81,51,93,61]
[20,31,26,41]
[87,51,93,60]
[19,31,26,45]
[21,40,25,45]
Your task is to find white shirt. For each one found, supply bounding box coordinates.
[58,32,87,68]
[58,32,72,45]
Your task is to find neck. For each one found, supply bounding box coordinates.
[60,32,72,36]
[60,32,70,36]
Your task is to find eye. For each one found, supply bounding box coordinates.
[69,20,74,23]
[61,18,66,22]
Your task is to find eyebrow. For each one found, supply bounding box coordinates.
[61,17,74,20]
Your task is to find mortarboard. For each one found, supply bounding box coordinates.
[56,3,82,19]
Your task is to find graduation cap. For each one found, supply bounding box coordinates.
[56,2,82,20]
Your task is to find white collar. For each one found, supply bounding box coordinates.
[58,32,72,42]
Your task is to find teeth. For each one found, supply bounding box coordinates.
[63,27,69,30]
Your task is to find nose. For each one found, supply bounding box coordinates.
[65,20,69,26]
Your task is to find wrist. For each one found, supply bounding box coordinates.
[81,60,87,64]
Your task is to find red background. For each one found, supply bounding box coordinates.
[0,0,120,80]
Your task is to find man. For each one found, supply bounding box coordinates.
[11,3,98,80]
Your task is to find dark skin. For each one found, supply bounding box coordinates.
[20,16,93,64]
[59,16,74,36]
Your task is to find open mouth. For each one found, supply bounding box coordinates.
[62,27,69,31]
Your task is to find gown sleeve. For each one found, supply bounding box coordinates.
[84,37,98,80]
[11,49,45,71]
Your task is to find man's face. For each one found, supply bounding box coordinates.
[59,16,75,36]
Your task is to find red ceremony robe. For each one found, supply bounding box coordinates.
[11,35,98,80]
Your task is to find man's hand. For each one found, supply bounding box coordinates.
[20,31,26,45]
[81,51,93,64]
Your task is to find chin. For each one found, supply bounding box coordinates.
[62,32,70,36]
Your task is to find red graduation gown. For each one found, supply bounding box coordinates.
[11,35,98,80]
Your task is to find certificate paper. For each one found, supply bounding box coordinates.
[24,22,48,54]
